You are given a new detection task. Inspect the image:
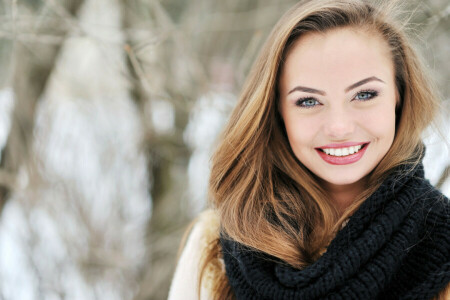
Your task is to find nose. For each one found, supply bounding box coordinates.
[323,108,355,139]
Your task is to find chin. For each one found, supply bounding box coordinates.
[323,177,364,187]
[316,170,368,187]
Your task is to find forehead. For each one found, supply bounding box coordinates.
[280,27,394,93]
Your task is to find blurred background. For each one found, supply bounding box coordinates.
[0,0,448,299]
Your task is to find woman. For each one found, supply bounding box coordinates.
[169,0,450,299]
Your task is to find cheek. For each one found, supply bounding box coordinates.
[359,105,396,144]
[283,114,319,151]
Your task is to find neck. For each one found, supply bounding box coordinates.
[321,178,367,215]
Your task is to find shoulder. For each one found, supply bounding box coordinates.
[418,180,449,222]
[408,176,449,215]
[197,209,221,244]
[417,181,450,300]
[168,210,221,300]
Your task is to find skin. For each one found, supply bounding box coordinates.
[278,27,397,213]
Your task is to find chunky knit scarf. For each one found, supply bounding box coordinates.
[220,162,450,299]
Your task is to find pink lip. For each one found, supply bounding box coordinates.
[315,143,370,165]
[316,142,368,149]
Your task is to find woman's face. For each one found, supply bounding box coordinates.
[279,27,397,191]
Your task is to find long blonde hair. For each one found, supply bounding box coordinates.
[202,0,439,297]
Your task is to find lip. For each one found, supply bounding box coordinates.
[315,142,370,165]
[316,142,368,149]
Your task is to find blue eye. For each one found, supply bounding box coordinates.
[354,90,378,101]
[296,98,320,108]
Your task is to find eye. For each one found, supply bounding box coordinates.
[295,97,321,108]
[353,90,378,101]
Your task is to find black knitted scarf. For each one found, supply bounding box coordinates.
[220,161,450,299]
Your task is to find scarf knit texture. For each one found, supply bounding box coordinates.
[220,162,450,299]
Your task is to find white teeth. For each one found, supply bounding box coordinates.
[321,145,364,157]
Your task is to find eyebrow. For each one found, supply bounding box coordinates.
[287,76,385,95]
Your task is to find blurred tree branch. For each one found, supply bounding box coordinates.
[0,0,85,215]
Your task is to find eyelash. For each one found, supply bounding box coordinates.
[295,89,379,108]
[295,97,320,108]
[354,90,379,101]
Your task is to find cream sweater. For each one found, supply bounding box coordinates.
[168,211,219,300]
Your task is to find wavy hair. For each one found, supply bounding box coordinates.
[200,0,440,298]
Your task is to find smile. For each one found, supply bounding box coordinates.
[315,143,369,165]
[321,145,363,156]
